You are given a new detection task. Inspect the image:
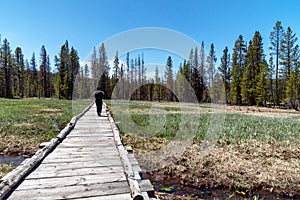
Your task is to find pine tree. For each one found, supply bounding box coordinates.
[68,47,80,99]
[241,31,265,105]
[190,47,203,102]
[39,45,47,98]
[218,46,231,103]
[91,47,98,89]
[267,56,275,106]
[140,53,147,99]
[0,37,3,97]
[165,56,174,101]
[199,41,206,100]
[125,52,130,99]
[14,47,25,97]
[54,55,60,98]
[286,44,300,110]
[154,65,161,101]
[111,51,120,98]
[199,41,206,80]
[286,71,298,110]
[98,43,109,98]
[231,35,246,105]
[207,43,217,90]
[30,53,38,97]
[1,39,13,98]
[280,26,297,80]
[280,26,298,103]
[130,58,135,99]
[46,55,52,97]
[24,59,31,97]
[58,41,70,99]
[211,72,225,103]
[82,64,90,98]
[270,21,284,105]
[55,40,80,99]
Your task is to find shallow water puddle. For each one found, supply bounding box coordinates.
[0,155,25,166]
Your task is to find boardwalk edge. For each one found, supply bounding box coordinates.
[105,102,159,200]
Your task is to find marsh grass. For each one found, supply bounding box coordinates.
[0,164,15,179]
[0,98,73,156]
[108,100,300,198]
[109,100,300,146]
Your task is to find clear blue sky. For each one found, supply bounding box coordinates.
[1,0,300,72]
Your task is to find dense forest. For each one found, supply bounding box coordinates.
[1,21,300,110]
[0,39,80,100]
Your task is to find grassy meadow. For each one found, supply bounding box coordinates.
[108,100,300,199]
[0,98,73,156]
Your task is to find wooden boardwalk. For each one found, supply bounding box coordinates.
[2,103,155,200]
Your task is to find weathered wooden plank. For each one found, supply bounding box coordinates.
[66,133,114,137]
[78,193,132,200]
[57,142,115,148]
[44,151,119,158]
[40,156,123,165]
[30,161,124,173]
[46,151,120,159]
[53,146,117,152]
[9,181,130,199]
[17,174,127,190]
[26,166,125,179]
[62,137,115,142]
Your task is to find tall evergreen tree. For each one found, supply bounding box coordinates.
[0,37,3,97]
[269,21,284,105]
[207,43,217,89]
[55,40,80,99]
[91,47,98,89]
[241,32,265,105]
[231,35,246,105]
[154,65,161,101]
[46,55,52,97]
[98,43,109,97]
[286,44,300,110]
[14,47,25,97]
[68,47,80,99]
[58,40,70,99]
[1,39,13,98]
[165,56,174,101]
[24,59,31,97]
[218,46,231,103]
[280,26,297,80]
[30,53,38,97]
[199,42,207,101]
[190,47,203,102]
[39,45,48,98]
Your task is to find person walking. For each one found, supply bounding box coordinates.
[94,87,105,116]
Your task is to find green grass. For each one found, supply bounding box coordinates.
[0,164,15,179]
[108,100,300,146]
[0,98,73,155]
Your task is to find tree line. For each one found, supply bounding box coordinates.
[0,37,80,99]
[2,21,300,110]
[75,21,300,110]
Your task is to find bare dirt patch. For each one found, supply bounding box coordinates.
[227,105,300,119]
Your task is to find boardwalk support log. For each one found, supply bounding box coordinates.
[107,104,146,200]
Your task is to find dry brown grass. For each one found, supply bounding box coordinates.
[0,164,15,179]
[138,140,300,198]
